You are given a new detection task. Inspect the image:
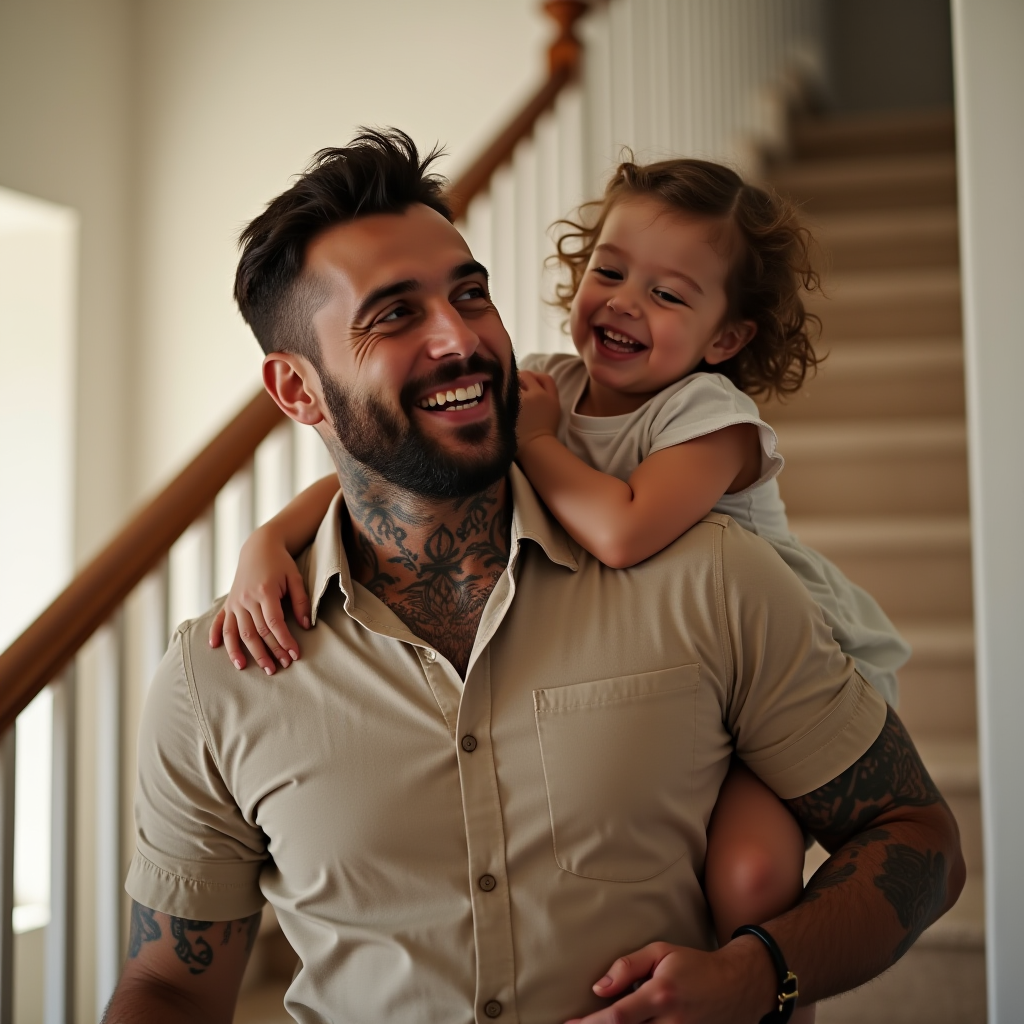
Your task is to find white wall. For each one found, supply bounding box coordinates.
[131,0,551,500]
[950,2,1024,1020]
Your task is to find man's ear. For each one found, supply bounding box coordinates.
[262,351,325,426]
[703,319,757,366]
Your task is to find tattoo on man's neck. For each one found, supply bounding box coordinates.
[337,455,511,674]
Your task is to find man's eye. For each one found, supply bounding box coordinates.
[594,266,623,281]
[378,304,412,324]
[455,285,488,302]
[654,289,686,305]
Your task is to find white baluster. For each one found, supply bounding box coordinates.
[44,662,75,1024]
[463,190,494,282]
[195,505,215,612]
[215,459,256,597]
[581,0,614,192]
[0,727,15,1024]
[94,614,124,1017]
[490,164,518,348]
[513,135,540,358]
[140,557,170,693]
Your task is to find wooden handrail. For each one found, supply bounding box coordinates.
[0,391,284,734]
[0,0,590,734]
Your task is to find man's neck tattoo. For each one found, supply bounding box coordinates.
[336,454,512,677]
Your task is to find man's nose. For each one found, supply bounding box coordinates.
[422,305,481,360]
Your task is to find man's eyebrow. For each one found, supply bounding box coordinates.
[450,260,489,283]
[594,243,705,295]
[353,279,419,324]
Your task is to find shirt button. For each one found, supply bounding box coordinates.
[423,648,436,662]
[484,1000,502,1018]
[478,874,496,892]
[461,734,478,752]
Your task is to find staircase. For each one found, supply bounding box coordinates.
[762,107,986,1024]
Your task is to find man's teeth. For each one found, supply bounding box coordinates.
[420,381,485,410]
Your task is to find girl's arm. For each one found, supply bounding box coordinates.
[516,373,761,569]
[208,474,340,674]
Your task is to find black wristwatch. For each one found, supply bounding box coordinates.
[732,925,799,1023]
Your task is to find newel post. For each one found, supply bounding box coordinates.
[544,1,588,76]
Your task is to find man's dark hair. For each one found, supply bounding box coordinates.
[234,128,451,359]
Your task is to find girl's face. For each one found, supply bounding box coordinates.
[569,197,755,411]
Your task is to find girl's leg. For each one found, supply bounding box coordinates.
[705,759,815,1023]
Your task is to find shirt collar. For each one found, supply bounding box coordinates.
[304,465,578,624]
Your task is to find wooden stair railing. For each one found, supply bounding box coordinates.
[0,0,588,734]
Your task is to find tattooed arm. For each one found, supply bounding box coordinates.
[767,706,966,1001]
[101,901,262,1023]
[567,708,965,1024]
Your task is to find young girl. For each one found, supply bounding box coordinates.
[210,157,909,1019]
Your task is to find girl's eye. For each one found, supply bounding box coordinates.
[654,289,686,305]
[594,266,623,281]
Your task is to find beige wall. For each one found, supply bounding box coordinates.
[130,0,549,500]
[0,0,135,565]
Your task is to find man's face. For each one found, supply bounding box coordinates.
[305,204,518,499]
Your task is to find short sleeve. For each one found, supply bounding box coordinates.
[125,626,267,920]
[648,374,783,489]
[717,519,888,798]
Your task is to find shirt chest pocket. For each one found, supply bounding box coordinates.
[534,665,700,882]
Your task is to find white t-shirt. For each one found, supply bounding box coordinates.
[521,352,909,704]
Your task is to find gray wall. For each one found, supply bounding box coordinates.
[827,0,954,112]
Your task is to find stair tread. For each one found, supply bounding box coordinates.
[776,151,957,188]
[896,620,975,661]
[788,515,971,552]
[776,418,966,457]
[917,737,980,795]
[791,108,956,157]
[811,267,962,299]
[810,337,964,370]
[811,205,960,241]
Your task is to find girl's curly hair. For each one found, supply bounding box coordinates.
[552,156,822,399]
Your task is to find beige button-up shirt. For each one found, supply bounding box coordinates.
[127,468,886,1023]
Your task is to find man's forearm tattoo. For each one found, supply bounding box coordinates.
[788,708,953,964]
[127,900,262,973]
[876,844,948,960]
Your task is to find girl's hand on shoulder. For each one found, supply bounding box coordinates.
[517,370,562,449]
[208,526,313,675]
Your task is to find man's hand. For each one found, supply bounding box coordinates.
[564,936,776,1024]
[102,902,261,1023]
[517,370,562,449]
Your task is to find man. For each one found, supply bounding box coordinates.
[105,130,963,1024]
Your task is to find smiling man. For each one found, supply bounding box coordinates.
[104,130,963,1024]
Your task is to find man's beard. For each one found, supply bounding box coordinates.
[317,353,519,500]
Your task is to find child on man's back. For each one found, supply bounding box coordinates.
[209,156,909,1023]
